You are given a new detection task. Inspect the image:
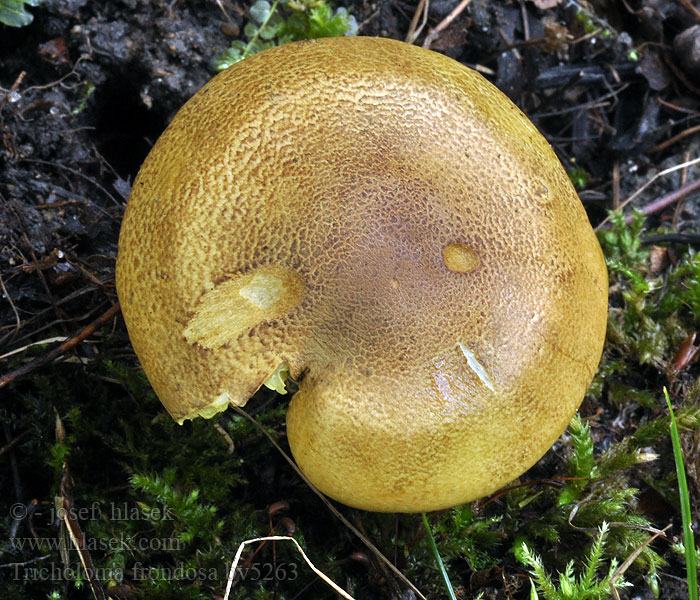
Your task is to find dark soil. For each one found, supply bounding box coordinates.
[2,1,700,599]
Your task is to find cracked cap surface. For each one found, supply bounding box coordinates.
[116,36,608,512]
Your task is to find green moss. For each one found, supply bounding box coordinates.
[520,523,630,599]
[597,210,697,370]
[556,415,595,506]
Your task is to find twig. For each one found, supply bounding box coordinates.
[19,158,122,210]
[609,524,670,600]
[0,71,26,110]
[0,337,68,360]
[223,536,356,600]
[0,302,121,389]
[405,0,429,44]
[677,0,700,23]
[657,97,700,115]
[595,156,700,230]
[19,230,59,328]
[56,410,107,600]
[229,405,427,600]
[674,149,692,227]
[422,0,472,49]
[612,160,621,209]
[497,27,521,60]
[476,477,586,510]
[213,0,232,20]
[0,555,51,569]
[663,50,700,96]
[0,429,31,460]
[519,0,530,40]
[14,54,91,95]
[531,85,627,118]
[569,504,669,538]
[641,233,700,246]
[650,123,700,153]
[60,494,106,600]
[212,422,235,453]
[0,283,102,350]
[0,271,20,335]
[629,178,700,224]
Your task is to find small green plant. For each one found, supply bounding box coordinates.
[568,168,589,190]
[71,80,95,115]
[520,522,630,600]
[0,0,41,27]
[557,415,595,506]
[569,0,616,39]
[215,0,357,70]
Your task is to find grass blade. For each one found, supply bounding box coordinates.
[665,387,698,600]
[422,512,458,600]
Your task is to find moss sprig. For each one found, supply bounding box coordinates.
[520,522,630,600]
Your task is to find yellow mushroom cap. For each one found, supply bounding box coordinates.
[116,36,608,513]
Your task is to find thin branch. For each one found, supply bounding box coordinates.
[405,0,429,44]
[0,302,121,389]
[650,123,700,153]
[229,405,427,600]
[595,156,700,230]
[629,178,700,224]
[224,536,356,600]
[422,0,472,49]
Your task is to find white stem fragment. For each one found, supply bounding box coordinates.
[223,535,356,600]
[457,342,495,392]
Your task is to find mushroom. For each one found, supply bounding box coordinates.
[116,36,608,513]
